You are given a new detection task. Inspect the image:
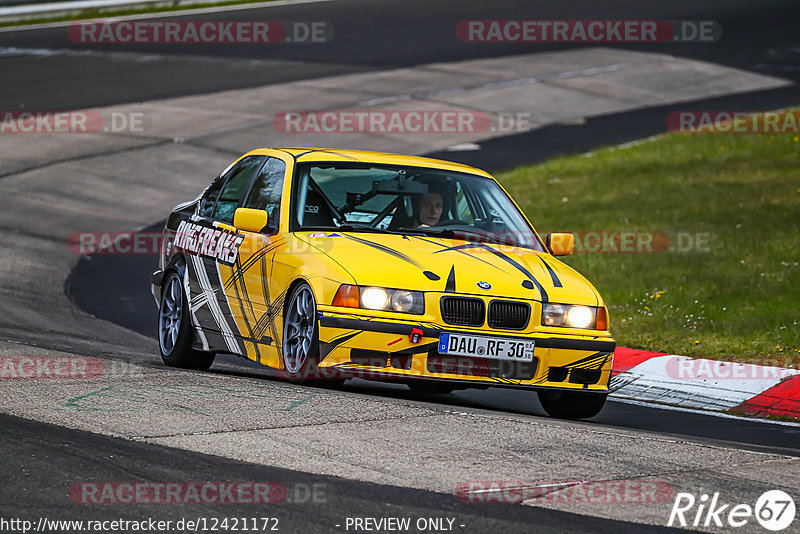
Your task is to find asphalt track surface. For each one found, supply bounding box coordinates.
[4,412,685,534]
[2,0,800,110]
[4,0,800,532]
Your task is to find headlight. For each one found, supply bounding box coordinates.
[542,303,607,330]
[333,285,424,314]
[566,306,594,329]
[390,290,416,312]
[542,303,567,326]
[361,287,390,310]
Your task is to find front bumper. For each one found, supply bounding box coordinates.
[316,309,615,392]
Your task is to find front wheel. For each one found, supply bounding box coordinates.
[281,283,342,385]
[158,271,215,370]
[537,390,607,419]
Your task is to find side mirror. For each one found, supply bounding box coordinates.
[234,208,271,234]
[545,232,574,256]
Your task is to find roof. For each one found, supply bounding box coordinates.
[244,147,493,178]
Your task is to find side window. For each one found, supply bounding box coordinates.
[198,177,225,218]
[242,157,286,231]
[212,156,266,224]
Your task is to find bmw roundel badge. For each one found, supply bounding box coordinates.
[477,281,491,290]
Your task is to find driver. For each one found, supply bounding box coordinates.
[416,191,444,227]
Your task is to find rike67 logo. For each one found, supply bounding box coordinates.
[668,490,796,531]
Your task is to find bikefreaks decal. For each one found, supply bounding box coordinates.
[173,220,244,265]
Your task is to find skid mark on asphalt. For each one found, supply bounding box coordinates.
[58,383,317,413]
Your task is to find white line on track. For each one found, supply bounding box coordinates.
[608,396,800,427]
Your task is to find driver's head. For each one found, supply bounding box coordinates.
[417,191,444,227]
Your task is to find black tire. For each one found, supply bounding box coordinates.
[158,271,215,371]
[281,282,343,386]
[537,390,607,419]
[407,381,457,394]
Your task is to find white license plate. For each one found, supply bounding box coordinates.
[438,333,534,361]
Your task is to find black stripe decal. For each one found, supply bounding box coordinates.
[477,245,549,302]
[422,238,506,272]
[267,286,290,353]
[445,266,456,293]
[564,351,611,369]
[223,238,285,291]
[252,310,273,341]
[340,233,423,269]
[234,334,274,345]
[539,257,563,288]
[253,250,274,342]
[227,255,261,359]
[322,330,360,349]
[319,331,361,360]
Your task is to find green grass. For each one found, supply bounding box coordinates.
[0,0,279,28]
[497,115,800,364]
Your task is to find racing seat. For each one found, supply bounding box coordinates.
[386,196,418,230]
[301,189,336,228]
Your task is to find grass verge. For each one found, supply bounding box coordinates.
[497,111,800,364]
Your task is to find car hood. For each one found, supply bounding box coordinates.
[296,232,601,305]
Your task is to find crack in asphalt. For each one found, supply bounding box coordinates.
[130,411,446,440]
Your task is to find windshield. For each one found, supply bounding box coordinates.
[292,163,544,251]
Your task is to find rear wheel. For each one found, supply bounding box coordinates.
[537,390,607,419]
[158,271,215,370]
[282,283,343,385]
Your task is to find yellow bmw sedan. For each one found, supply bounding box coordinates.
[151,148,615,419]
